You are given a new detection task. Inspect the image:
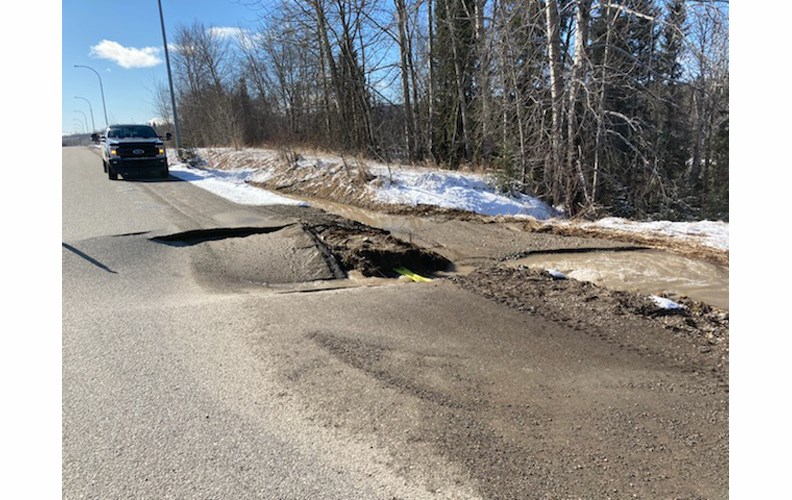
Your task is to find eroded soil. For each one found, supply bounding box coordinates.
[291,210,730,400]
[303,217,452,278]
[382,204,729,266]
[251,176,730,369]
[450,266,729,385]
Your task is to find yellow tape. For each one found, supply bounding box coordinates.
[394,267,432,282]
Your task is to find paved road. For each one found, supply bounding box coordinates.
[62,147,727,498]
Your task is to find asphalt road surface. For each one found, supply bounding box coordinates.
[62,147,727,499]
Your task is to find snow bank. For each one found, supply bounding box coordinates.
[168,158,306,207]
[585,217,729,251]
[165,148,728,251]
[368,164,559,221]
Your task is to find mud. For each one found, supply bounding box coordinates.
[388,207,729,267]
[519,219,729,266]
[303,218,452,278]
[370,203,729,267]
[449,266,729,385]
[505,249,729,309]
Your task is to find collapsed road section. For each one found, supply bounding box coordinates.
[150,214,453,289]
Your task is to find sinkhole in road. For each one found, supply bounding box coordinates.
[304,221,453,279]
[150,225,293,247]
[150,221,453,285]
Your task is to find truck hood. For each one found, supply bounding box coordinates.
[107,138,164,145]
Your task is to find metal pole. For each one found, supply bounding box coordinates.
[158,0,181,150]
[74,96,96,132]
[74,64,109,128]
[74,110,89,134]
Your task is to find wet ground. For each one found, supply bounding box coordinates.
[164,199,729,382]
[450,266,729,383]
[505,249,729,310]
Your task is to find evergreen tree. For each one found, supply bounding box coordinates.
[655,0,689,193]
[432,0,477,167]
[588,0,662,216]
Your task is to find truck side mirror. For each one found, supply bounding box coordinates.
[91,133,99,142]
[165,132,173,141]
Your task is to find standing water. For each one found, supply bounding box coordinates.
[505,249,729,309]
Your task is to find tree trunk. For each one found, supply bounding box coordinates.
[544,0,565,207]
[396,0,416,161]
[445,0,473,163]
[427,0,435,160]
[565,0,592,209]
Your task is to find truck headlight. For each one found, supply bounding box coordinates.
[110,148,118,156]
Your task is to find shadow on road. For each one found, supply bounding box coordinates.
[62,243,117,274]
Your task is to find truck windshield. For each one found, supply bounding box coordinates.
[107,126,159,139]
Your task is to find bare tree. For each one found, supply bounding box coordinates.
[544,0,565,206]
[161,0,728,220]
[565,0,592,210]
[396,0,417,160]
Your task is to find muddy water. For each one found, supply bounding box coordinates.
[506,250,729,309]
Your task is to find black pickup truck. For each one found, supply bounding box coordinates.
[92,124,171,180]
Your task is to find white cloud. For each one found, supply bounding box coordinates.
[208,27,262,50]
[208,27,247,39]
[90,40,162,69]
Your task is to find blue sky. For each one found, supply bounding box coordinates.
[62,0,270,135]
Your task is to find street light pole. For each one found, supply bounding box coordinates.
[157,0,182,150]
[74,110,89,133]
[74,96,96,132]
[74,64,109,128]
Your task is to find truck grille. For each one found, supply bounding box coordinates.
[116,143,159,158]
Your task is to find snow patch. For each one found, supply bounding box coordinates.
[649,295,686,310]
[586,217,729,251]
[547,269,567,280]
[168,158,307,207]
[370,164,559,220]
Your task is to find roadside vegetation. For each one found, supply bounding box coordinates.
[152,0,728,222]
